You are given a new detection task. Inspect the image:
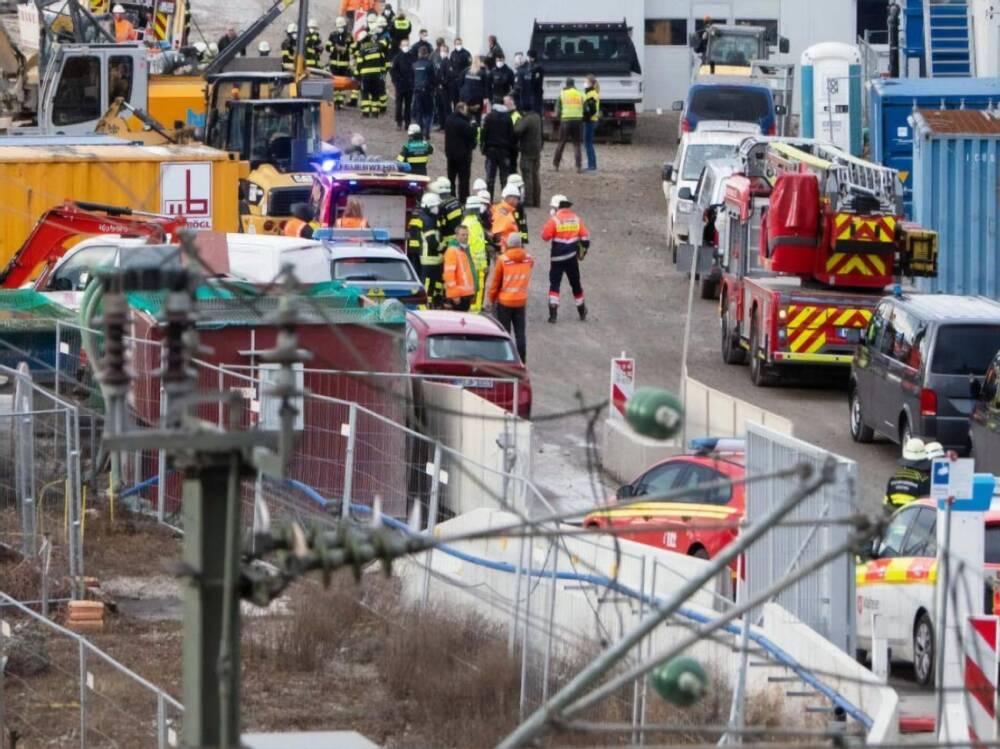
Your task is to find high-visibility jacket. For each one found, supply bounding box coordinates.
[336,216,369,229]
[397,139,434,175]
[392,17,412,43]
[559,87,584,121]
[356,37,386,75]
[491,202,520,251]
[884,467,931,511]
[281,35,297,65]
[327,31,352,72]
[513,205,528,244]
[114,18,137,42]
[438,194,463,242]
[340,0,364,12]
[488,247,534,307]
[284,218,316,238]
[443,242,476,300]
[463,212,489,311]
[414,210,442,266]
[584,87,601,122]
[541,208,589,261]
[304,31,323,68]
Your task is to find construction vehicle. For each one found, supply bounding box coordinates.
[691,24,789,77]
[0,200,186,289]
[530,21,642,143]
[717,137,938,386]
[310,158,429,244]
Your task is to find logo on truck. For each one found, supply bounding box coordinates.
[160,162,212,229]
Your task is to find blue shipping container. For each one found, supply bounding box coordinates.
[912,110,1000,297]
[868,78,1000,217]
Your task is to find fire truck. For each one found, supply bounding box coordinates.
[717,137,938,386]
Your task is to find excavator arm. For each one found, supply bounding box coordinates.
[0,201,186,289]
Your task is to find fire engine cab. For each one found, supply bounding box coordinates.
[718,137,938,386]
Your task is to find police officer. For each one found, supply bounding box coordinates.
[432,177,463,247]
[397,124,434,176]
[304,18,323,69]
[541,194,590,322]
[884,438,932,513]
[281,23,297,69]
[412,46,437,138]
[327,17,352,109]
[354,29,387,118]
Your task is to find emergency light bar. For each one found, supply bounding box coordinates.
[313,154,412,175]
[688,437,746,455]
[313,228,391,243]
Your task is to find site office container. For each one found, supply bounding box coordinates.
[0,138,246,270]
[912,109,1000,297]
[867,78,999,217]
[127,299,409,516]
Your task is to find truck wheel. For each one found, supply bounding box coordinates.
[850,388,875,443]
[749,316,774,387]
[700,278,717,300]
[619,127,634,145]
[721,303,746,365]
[913,612,935,686]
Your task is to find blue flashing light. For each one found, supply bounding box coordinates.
[320,158,338,173]
[892,283,902,298]
[349,180,358,186]
[408,182,418,187]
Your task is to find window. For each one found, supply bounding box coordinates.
[645,19,687,46]
[986,526,1000,564]
[46,245,118,291]
[536,30,641,73]
[682,143,739,181]
[932,325,1000,376]
[678,463,733,505]
[405,325,419,354]
[108,55,134,103]
[689,86,771,122]
[735,19,779,45]
[332,257,416,283]
[886,308,921,366]
[866,301,891,347]
[52,56,101,125]
[876,506,920,558]
[900,507,936,557]
[636,461,690,498]
[426,335,516,363]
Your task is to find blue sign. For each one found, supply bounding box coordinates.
[935,471,995,512]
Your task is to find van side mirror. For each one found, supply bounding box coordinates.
[671,100,685,112]
[971,375,983,400]
[678,186,693,201]
[866,536,881,560]
[775,104,787,116]
[778,37,790,54]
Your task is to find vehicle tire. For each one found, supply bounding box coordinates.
[689,546,710,560]
[850,388,875,443]
[700,277,717,300]
[619,127,633,145]
[900,416,913,447]
[749,314,773,387]
[721,302,746,365]
[913,612,935,687]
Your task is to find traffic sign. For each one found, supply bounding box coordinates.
[609,353,635,422]
[931,457,976,504]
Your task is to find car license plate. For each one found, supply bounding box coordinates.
[464,379,493,389]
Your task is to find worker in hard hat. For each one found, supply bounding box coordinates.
[281,23,298,69]
[112,4,137,42]
[374,15,391,113]
[257,40,271,57]
[432,177,463,247]
[462,195,490,312]
[414,192,444,308]
[541,194,590,322]
[304,18,323,69]
[327,17,353,108]
[491,184,522,253]
[397,124,434,176]
[353,28,387,118]
[883,438,932,513]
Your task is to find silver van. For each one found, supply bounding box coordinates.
[676,157,740,300]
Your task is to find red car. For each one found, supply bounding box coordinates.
[406,310,532,418]
[583,441,745,559]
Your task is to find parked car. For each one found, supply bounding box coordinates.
[677,157,741,300]
[849,294,1000,452]
[327,243,426,308]
[406,310,531,418]
[856,498,1000,685]
[662,131,749,257]
[969,349,1000,474]
[671,78,782,142]
[582,439,745,559]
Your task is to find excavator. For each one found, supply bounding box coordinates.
[0,201,186,289]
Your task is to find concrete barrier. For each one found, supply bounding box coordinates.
[685,378,794,439]
[600,417,683,485]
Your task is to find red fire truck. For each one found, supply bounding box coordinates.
[717,138,938,386]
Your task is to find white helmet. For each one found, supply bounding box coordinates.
[550,194,571,209]
[421,192,442,210]
[925,441,945,461]
[336,16,347,29]
[432,177,451,195]
[208,41,219,55]
[477,189,491,204]
[258,40,271,54]
[506,174,524,188]
[287,22,298,35]
[376,16,387,29]
[308,18,319,30]
[472,178,487,192]
[194,41,207,54]
[901,437,927,463]
[367,12,378,23]
[465,195,482,210]
[407,123,422,136]
[502,184,521,200]
[112,3,125,13]
[351,133,366,147]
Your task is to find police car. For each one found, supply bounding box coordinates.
[856,498,1000,685]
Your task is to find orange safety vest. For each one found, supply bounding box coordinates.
[491,202,520,250]
[541,208,589,261]
[443,244,475,300]
[488,247,534,307]
[284,218,307,237]
[336,216,369,229]
[114,18,137,42]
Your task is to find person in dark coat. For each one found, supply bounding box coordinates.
[412,45,437,138]
[389,41,414,129]
[526,49,544,114]
[445,102,478,203]
[434,42,453,130]
[481,103,516,198]
[484,35,504,69]
[448,38,472,105]
[412,28,432,58]
[459,58,487,126]
[488,53,515,104]
[514,106,543,207]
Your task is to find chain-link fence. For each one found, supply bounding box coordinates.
[0,593,183,748]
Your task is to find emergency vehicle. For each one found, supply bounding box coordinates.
[717,137,938,386]
[582,439,745,560]
[856,499,1000,686]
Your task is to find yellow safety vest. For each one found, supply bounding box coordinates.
[560,87,583,120]
[584,88,601,122]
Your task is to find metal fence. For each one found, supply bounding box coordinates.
[0,364,84,601]
[744,422,858,655]
[0,592,183,748]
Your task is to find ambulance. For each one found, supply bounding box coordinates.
[856,498,1000,685]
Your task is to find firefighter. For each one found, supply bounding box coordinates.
[487,233,534,362]
[355,30,387,118]
[258,40,271,57]
[462,195,489,311]
[416,192,444,308]
[432,177,463,247]
[443,224,477,312]
[327,17,353,108]
[397,124,434,176]
[541,194,589,323]
[281,23,298,69]
[505,174,529,245]
[304,18,323,69]
[374,16,391,114]
[883,438,931,513]
[284,203,317,239]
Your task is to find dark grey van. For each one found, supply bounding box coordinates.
[849,294,1000,451]
[969,351,1000,473]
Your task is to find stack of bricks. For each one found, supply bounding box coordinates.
[66,600,104,632]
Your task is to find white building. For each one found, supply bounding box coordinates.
[398,0,860,109]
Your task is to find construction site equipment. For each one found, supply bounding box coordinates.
[717,137,938,386]
[0,137,243,269]
[0,200,186,289]
[691,24,790,78]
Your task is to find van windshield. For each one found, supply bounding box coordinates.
[932,325,1000,376]
[690,86,771,122]
[682,144,739,180]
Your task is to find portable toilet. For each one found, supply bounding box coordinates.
[800,42,863,155]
